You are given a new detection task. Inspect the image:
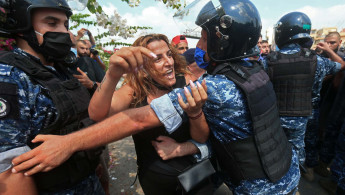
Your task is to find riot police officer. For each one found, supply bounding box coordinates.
[265,12,345,174]
[12,0,299,194]
[169,1,299,194]
[0,0,104,194]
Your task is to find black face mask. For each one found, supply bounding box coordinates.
[35,31,73,62]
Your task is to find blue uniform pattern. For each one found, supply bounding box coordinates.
[0,49,56,153]
[0,48,104,195]
[264,43,341,165]
[151,67,300,194]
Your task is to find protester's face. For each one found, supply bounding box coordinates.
[31,8,69,45]
[147,40,176,88]
[325,35,342,52]
[176,42,188,54]
[77,42,90,57]
[261,42,270,55]
[84,40,92,55]
[196,29,210,62]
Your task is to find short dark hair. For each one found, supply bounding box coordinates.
[77,40,88,45]
[262,40,269,44]
[326,32,341,39]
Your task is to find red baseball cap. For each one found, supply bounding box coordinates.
[171,35,188,47]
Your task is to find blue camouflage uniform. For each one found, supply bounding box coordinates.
[263,43,341,165]
[0,48,104,195]
[150,61,300,194]
[331,119,345,191]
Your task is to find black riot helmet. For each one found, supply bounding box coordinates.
[173,0,262,62]
[0,0,72,35]
[274,12,312,49]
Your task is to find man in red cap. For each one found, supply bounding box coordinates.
[171,35,189,54]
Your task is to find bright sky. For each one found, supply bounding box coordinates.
[72,0,345,49]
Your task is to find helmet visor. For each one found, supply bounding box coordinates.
[67,0,88,11]
[173,0,222,39]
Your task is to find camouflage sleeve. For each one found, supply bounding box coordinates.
[0,64,31,172]
[317,55,341,75]
[0,64,50,153]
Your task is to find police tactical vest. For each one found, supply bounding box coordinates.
[0,51,100,192]
[266,49,317,116]
[210,61,292,185]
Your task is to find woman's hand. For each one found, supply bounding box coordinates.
[107,47,157,80]
[152,136,181,160]
[152,136,200,160]
[178,79,208,118]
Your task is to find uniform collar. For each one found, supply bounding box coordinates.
[280,43,301,51]
[279,43,301,54]
[13,47,43,65]
[13,47,57,72]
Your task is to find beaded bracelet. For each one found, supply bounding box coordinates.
[189,111,203,120]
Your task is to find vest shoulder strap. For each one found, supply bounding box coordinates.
[0,51,90,134]
[0,51,54,80]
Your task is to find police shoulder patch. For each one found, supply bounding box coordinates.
[0,97,10,118]
[0,82,19,119]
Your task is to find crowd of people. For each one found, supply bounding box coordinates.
[1,0,345,195]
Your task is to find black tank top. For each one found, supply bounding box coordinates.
[132,74,196,174]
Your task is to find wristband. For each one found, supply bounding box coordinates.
[89,81,97,91]
[189,111,203,120]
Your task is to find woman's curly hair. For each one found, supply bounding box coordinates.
[123,34,189,106]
